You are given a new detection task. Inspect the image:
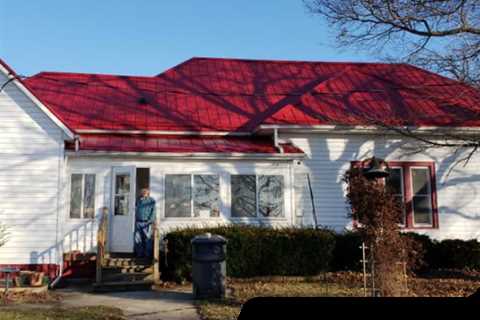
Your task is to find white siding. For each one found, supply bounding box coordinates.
[0,72,64,265]
[64,157,295,252]
[283,133,480,240]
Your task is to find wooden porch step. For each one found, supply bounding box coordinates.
[102,265,154,274]
[92,280,154,293]
[103,258,152,268]
[102,272,154,282]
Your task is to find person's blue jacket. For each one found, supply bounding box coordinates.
[136,196,156,223]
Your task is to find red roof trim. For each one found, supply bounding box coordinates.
[67,134,304,155]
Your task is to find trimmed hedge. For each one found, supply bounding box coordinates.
[331,231,362,271]
[160,226,480,282]
[161,225,336,282]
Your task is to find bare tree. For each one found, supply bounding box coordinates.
[305,0,480,167]
[305,0,480,84]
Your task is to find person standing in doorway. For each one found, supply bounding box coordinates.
[134,188,156,259]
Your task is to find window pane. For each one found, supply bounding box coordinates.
[114,174,130,216]
[194,175,220,217]
[412,168,430,195]
[386,168,402,195]
[83,174,96,219]
[114,195,129,216]
[70,174,83,219]
[394,195,406,225]
[259,175,284,217]
[413,196,432,224]
[165,175,191,217]
[231,175,256,217]
[115,174,130,195]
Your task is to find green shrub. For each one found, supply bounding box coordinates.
[331,231,362,271]
[435,239,480,270]
[400,234,480,271]
[160,226,480,282]
[161,225,336,282]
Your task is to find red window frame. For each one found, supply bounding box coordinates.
[350,161,439,229]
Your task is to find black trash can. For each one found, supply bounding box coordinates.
[191,233,227,299]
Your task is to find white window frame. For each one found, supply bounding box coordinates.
[163,173,222,219]
[68,172,97,220]
[410,166,434,228]
[230,174,286,221]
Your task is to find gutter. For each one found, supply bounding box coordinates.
[257,124,480,136]
[75,129,253,136]
[65,150,305,160]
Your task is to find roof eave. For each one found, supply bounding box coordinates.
[257,124,480,136]
[65,150,306,160]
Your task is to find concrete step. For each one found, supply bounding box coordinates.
[92,280,154,293]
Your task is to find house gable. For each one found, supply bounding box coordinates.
[0,60,67,266]
[0,59,74,140]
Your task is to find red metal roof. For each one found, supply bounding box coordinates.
[66,134,303,155]
[24,57,480,133]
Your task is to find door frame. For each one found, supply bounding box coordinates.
[109,166,136,253]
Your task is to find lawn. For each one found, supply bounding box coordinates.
[197,277,363,320]
[196,271,480,320]
[0,306,125,320]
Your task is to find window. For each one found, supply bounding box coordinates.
[411,168,433,225]
[353,161,438,228]
[165,174,220,218]
[386,167,405,224]
[259,175,284,217]
[231,175,284,218]
[114,173,131,216]
[231,175,256,217]
[194,175,220,217]
[70,173,96,219]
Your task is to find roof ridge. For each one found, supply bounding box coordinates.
[185,56,404,65]
[31,70,156,79]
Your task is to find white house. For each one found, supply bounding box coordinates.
[1,57,479,281]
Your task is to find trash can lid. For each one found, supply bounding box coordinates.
[191,233,227,244]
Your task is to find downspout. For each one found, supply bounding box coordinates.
[306,173,319,229]
[273,128,284,153]
[74,135,80,152]
[50,138,68,288]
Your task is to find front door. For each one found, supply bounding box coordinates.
[110,166,136,253]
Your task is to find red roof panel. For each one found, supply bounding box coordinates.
[23,57,480,133]
[67,134,303,155]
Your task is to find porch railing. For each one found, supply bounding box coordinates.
[96,207,109,284]
[153,220,160,284]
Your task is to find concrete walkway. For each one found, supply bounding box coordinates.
[56,286,199,320]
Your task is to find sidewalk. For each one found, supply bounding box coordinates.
[56,286,199,320]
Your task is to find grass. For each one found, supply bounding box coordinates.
[196,279,363,320]
[0,306,125,320]
[196,271,480,320]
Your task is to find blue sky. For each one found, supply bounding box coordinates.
[0,1,375,76]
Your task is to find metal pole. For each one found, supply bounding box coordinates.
[4,273,9,294]
[370,245,375,297]
[361,242,367,297]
